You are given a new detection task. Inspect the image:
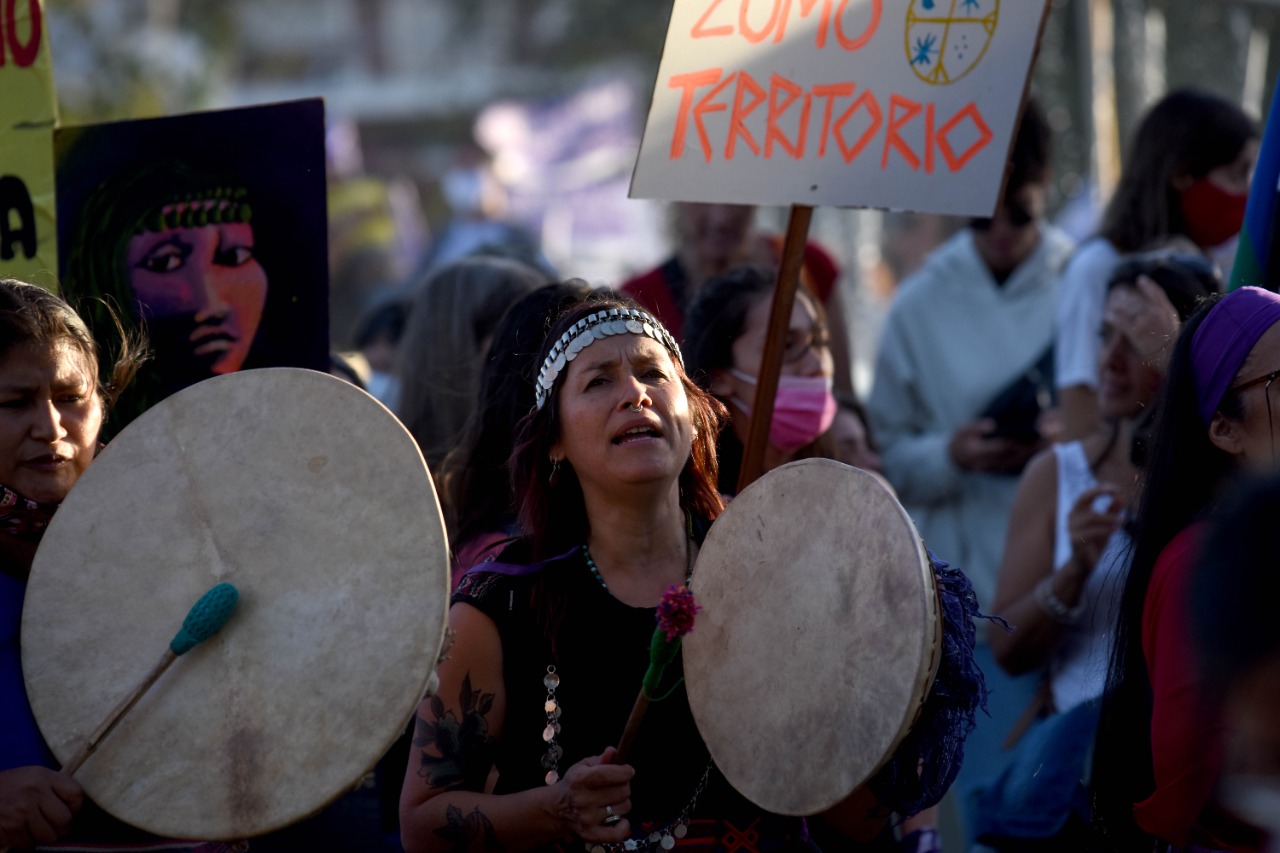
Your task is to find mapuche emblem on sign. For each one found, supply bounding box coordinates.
[906,0,999,86]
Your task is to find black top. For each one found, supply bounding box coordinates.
[453,544,816,850]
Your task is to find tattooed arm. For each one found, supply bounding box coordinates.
[400,602,636,853]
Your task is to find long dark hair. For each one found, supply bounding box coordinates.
[1091,294,1243,848]
[1099,89,1257,253]
[683,264,834,492]
[441,281,594,555]
[396,256,548,473]
[509,295,727,559]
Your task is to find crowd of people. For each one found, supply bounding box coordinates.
[4,81,1280,853]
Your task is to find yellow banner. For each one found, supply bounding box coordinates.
[0,0,58,289]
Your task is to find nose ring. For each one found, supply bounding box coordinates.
[628,403,643,413]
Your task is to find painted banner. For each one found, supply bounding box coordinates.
[56,99,331,437]
[0,0,57,288]
[1230,75,1280,292]
[631,0,1050,216]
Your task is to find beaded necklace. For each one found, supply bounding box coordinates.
[581,513,695,592]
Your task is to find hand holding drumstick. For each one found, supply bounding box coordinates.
[1,583,238,851]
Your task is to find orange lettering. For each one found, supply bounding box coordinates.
[739,0,784,44]
[834,0,881,51]
[813,82,855,158]
[668,69,724,159]
[2,0,42,68]
[726,71,767,159]
[773,0,832,47]
[925,102,935,174]
[693,72,736,162]
[936,102,994,172]
[692,0,733,38]
[882,94,922,170]
[766,74,811,159]
[833,90,882,164]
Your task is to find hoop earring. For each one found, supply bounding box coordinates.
[548,458,561,487]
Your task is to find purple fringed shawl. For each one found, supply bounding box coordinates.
[868,551,991,817]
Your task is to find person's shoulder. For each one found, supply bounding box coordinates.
[1063,237,1120,276]
[1039,224,1076,264]
[892,232,972,307]
[1022,442,1061,487]
[1154,525,1206,577]
[454,542,576,596]
[619,257,677,296]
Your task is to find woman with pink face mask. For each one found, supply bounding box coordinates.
[685,268,936,851]
[683,265,847,494]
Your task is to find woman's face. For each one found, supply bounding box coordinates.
[1219,320,1280,473]
[1097,285,1166,420]
[125,215,268,377]
[1207,139,1260,196]
[551,334,693,493]
[713,291,833,412]
[0,342,103,504]
[970,182,1047,278]
[832,406,882,473]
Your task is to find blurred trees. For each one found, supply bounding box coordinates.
[47,0,1280,215]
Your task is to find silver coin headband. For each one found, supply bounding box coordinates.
[535,308,683,410]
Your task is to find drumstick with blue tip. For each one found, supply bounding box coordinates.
[61,582,240,776]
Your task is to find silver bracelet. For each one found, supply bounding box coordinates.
[1034,575,1086,625]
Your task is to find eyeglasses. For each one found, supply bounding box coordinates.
[1231,368,1280,395]
[782,326,830,363]
[970,203,1038,232]
[1229,367,1280,461]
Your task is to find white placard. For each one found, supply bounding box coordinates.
[631,0,1051,216]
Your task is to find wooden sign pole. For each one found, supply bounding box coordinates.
[736,204,813,493]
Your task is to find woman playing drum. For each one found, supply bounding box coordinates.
[399,295,892,851]
[0,279,141,849]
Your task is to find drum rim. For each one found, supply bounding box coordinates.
[683,458,939,815]
[21,368,450,839]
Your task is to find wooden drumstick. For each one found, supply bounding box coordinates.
[61,582,240,776]
[614,586,700,765]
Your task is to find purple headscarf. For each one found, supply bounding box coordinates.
[1191,287,1280,425]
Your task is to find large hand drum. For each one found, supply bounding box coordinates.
[21,369,449,839]
[683,459,939,815]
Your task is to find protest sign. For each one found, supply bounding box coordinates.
[632,0,1050,216]
[0,0,57,287]
[56,100,331,436]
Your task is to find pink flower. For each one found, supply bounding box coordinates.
[656,585,701,641]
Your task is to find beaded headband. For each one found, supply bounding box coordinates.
[535,308,683,410]
[135,187,253,235]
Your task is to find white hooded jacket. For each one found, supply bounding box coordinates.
[868,226,1074,611]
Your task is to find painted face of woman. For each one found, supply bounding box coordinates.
[126,209,267,382]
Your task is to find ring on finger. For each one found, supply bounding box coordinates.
[604,804,621,826]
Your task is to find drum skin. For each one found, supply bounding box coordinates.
[21,369,449,840]
[683,459,938,815]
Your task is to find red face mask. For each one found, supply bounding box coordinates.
[1180,178,1248,249]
